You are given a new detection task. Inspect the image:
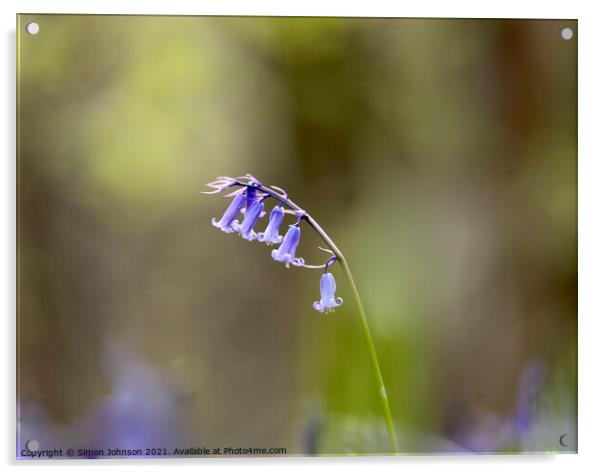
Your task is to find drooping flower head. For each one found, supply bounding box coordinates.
[211,193,246,233]
[257,205,284,245]
[206,175,344,312]
[271,225,304,267]
[313,272,343,314]
[235,199,264,241]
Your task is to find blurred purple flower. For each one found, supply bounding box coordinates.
[443,359,548,453]
[514,360,547,438]
[271,225,304,267]
[257,205,284,245]
[313,272,343,314]
[73,341,189,455]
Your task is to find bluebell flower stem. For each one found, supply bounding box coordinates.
[338,257,399,455]
[237,181,399,454]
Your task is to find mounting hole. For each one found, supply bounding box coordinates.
[561,27,573,40]
[26,22,40,35]
[26,439,40,451]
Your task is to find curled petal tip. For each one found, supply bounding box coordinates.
[203,177,238,195]
[269,184,288,198]
[224,189,245,198]
[235,173,261,185]
[318,246,335,255]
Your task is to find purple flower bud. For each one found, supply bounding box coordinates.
[211,193,246,233]
[234,200,264,241]
[257,205,284,245]
[313,272,343,313]
[271,225,304,267]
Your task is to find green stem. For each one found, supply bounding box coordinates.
[339,257,400,455]
[233,180,399,454]
[303,214,399,454]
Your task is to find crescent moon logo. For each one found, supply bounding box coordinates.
[559,433,569,447]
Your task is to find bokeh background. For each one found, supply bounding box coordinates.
[17,15,577,456]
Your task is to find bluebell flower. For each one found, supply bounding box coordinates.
[313,272,343,313]
[211,193,246,233]
[257,205,284,245]
[271,225,304,267]
[234,199,264,241]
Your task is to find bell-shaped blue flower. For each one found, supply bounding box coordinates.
[313,272,343,313]
[211,193,245,233]
[234,199,264,241]
[257,205,284,245]
[271,225,304,267]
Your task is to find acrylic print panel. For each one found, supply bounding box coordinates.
[16,14,577,459]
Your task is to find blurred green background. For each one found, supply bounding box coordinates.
[17,15,576,455]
